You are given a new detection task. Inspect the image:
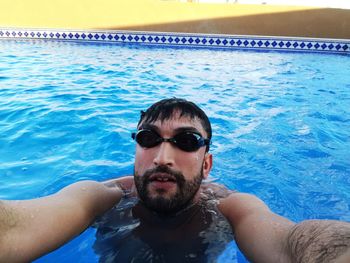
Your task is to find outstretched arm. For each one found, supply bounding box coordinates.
[218,193,350,263]
[287,219,350,263]
[0,179,125,262]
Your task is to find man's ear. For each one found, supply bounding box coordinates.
[202,153,213,179]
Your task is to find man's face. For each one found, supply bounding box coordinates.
[133,112,212,214]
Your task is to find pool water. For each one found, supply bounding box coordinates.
[0,40,349,262]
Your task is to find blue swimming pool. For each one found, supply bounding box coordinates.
[0,39,349,262]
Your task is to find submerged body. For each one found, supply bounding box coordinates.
[94,194,232,262]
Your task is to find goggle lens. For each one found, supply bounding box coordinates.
[132,129,161,148]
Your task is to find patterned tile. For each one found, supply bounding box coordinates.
[0,28,349,54]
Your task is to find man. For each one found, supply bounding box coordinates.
[0,98,349,263]
[92,98,234,262]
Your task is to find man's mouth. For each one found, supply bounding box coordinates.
[149,173,177,183]
[148,173,177,191]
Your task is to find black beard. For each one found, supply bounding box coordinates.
[134,165,203,215]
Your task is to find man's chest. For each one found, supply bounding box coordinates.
[93,199,232,262]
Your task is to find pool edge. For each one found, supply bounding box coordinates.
[1,27,349,54]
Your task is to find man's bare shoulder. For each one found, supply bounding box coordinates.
[287,220,350,263]
[218,192,271,221]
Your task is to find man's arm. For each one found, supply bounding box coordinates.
[0,179,124,262]
[218,193,350,263]
[287,220,350,263]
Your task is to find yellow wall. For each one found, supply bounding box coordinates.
[1,0,350,39]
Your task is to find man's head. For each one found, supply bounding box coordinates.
[132,98,213,215]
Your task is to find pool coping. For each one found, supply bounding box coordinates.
[1,28,349,54]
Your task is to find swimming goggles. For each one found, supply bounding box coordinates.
[131,129,210,152]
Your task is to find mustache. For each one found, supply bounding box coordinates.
[142,165,185,185]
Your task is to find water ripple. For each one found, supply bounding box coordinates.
[1,40,350,261]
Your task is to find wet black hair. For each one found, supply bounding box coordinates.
[137,98,212,150]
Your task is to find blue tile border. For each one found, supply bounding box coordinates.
[0,28,349,54]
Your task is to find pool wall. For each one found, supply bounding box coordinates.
[1,0,350,39]
[1,28,349,55]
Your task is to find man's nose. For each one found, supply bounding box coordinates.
[153,141,175,167]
